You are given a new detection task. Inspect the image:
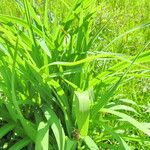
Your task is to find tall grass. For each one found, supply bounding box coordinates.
[0,0,150,149]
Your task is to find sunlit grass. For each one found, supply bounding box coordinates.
[0,0,150,149]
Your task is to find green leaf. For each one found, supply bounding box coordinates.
[38,39,51,58]
[101,122,131,150]
[35,121,49,150]
[65,138,77,150]
[119,99,138,106]
[73,89,93,136]
[48,79,73,136]
[83,136,99,150]
[101,108,150,136]
[109,105,138,114]
[8,137,31,150]
[42,105,66,150]
[0,123,15,139]
[119,137,131,150]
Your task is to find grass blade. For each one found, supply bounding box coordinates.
[0,123,15,139]
[83,136,99,150]
[101,108,150,136]
[8,137,31,150]
[73,89,93,136]
[42,105,66,150]
[35,121,49,150]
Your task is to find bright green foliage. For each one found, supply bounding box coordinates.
[73,89,93,136]
[0,0,150,149]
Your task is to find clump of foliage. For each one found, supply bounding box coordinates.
[0,0,150,149]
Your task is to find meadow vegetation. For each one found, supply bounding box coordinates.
[0,0,150,149]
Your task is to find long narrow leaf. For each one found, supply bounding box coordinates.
[101,108,150,136]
